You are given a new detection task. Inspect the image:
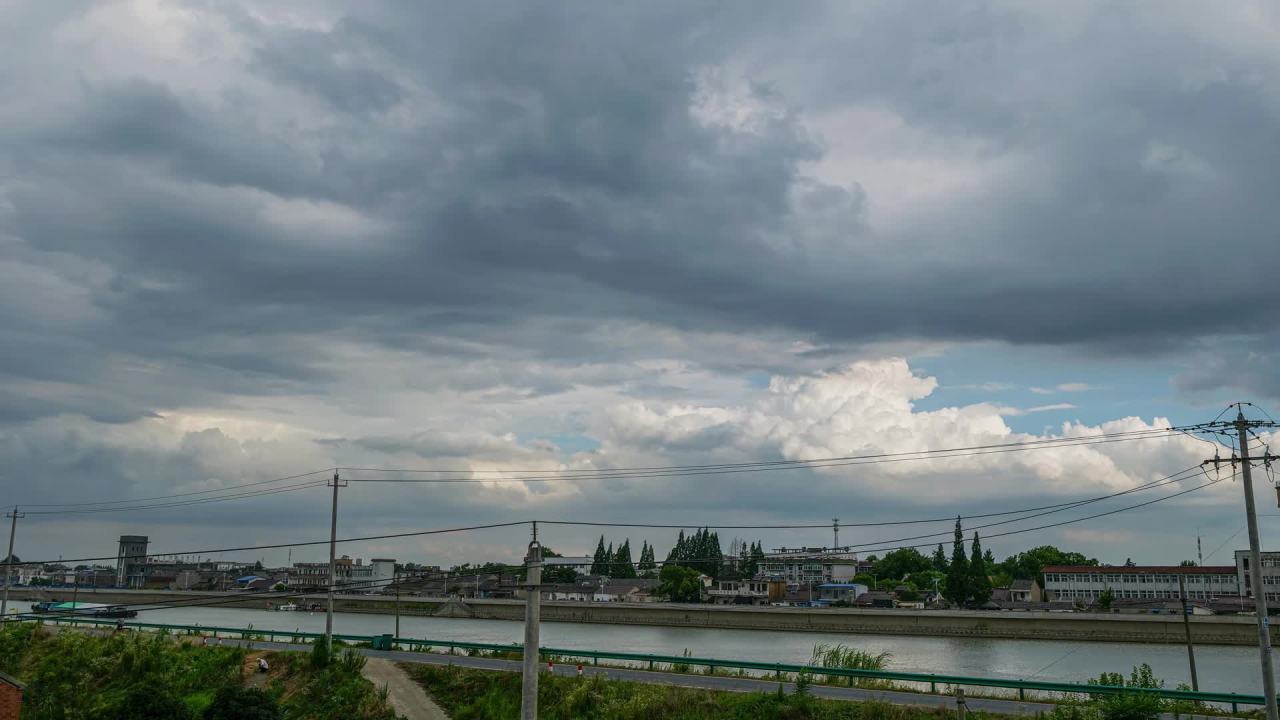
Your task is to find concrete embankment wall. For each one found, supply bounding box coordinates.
[11,588,1276,646]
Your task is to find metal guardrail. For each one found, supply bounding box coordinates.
[22,615,1267,710]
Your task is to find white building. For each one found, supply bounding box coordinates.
[371,558,397,585]
[1234,550,1280,605]
[761,548,860,585]
[1042,565,1239,602]
[708,579,770,604]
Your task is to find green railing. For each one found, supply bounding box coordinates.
[22,615,1266,710]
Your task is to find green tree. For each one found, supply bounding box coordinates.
[1179,559,1197,567]
[613,539,637,578]
[658,565,703,602]
[997,545,1099,580]
[1098,587,1116,611]
[944,518,969,605]
[637,541,657,578]
[969,533,992,605]
[750,542,765,577]
[539,547,578,584]
[604,542,615,577]
[591,536,607,575]
[874,547,933,582]
[906,570,945,597]
[931,544,948,572]
[104,680,193,720]
[666,530,687,564]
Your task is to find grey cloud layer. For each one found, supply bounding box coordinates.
[0,2,1278,563]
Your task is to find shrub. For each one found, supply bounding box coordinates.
[202,686,282,720]
[102,680,194,720]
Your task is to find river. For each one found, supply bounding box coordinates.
[131,605,1273,696]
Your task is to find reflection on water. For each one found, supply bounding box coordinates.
[135,605,1271,696]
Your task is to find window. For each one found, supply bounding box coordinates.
[1123,574,1138,583]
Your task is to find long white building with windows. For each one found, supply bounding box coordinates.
[1042,565,1239,602]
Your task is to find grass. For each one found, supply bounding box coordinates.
[809,643,892,687]
[405,663,1003,720]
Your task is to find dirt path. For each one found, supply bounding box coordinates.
[362,657,450,720]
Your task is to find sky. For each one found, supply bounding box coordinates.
[1,1,1279,571]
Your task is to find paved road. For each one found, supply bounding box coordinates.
[363,657,450,720]
[232,639,1057,716]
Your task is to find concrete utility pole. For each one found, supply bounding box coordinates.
[521,523,543,720]
[832,518,839,550]
[1203,407,1280,720]
[1178,574,1199,691]
[394,569,401,639]
[326,470,345,649]
[1235,412,1277,720]
[1,507,22,622]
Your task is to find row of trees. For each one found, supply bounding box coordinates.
[665,529,767,580]
[585,530,767,581]
[590,538,657,578]
[858,521,1102,606]
[943,519,993,605]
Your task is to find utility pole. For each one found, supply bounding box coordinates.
[832,518,839,551]
[1178,574,1199,691]
[521,522,543,720]
[1235,411,1276,720]
[1200,407,1280,720]
[1,507,23,622]
[325,470,345,650]
[394,569,401,639]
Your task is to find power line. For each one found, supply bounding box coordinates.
[541,465,1203,531]
[12,463,1211,567]
[26,477,1225,620]
[337,426,1181,476]
[341,432,1184,484]
[22,480,330,516]
[16,468,336,508]
[543,468,1220,558]
[13,521,532,568]
[13,464,1199,565]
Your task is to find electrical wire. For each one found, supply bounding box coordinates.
[540,464,1203,531]
[18,475,1224,621]
[21,480,330,516]
[11,464,1201,566]
[12,521,532,568]
[336,426,1182,476]
[16,469,336,508]
[341,432,1185,484]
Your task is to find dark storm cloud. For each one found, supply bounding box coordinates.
[1,0,1278,421]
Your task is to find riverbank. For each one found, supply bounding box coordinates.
[12,587,1277,646]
